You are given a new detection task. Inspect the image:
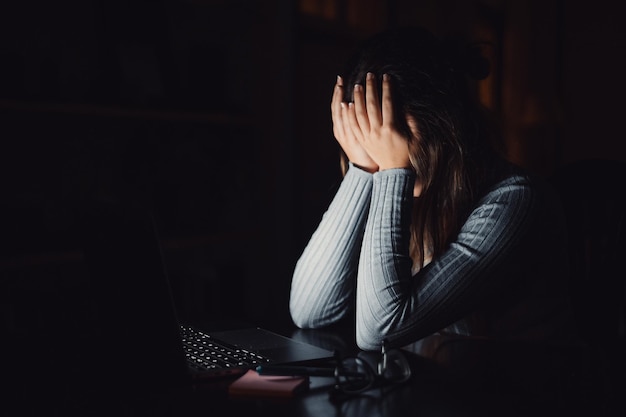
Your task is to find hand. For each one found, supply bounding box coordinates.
[331,76,379,173]
[346,73,411,171]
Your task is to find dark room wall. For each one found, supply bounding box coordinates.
[560,0,626,164]
[1,0,625,340]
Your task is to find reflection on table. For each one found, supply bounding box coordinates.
[187,325,599,417]
[11,322,613,417]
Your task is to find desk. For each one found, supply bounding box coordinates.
[7,324,611,417]
[179,328,595,417]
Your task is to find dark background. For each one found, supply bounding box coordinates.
[1,0,625,342]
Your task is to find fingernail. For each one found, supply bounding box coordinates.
[366,72,374,80]
[383,73,390,81]
[337,75,342,84]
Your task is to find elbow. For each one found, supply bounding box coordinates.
[290,311,312,330]
[289,298,313,329]
[289,275,314,329]
[356,334,379,351]
[289,280,353,329]
[289,295,350,330]
[356,303,407,351]
[356,296,389,350]
[289,296,325,329]
[356,317,387,351]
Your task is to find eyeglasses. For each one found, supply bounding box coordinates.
[255,339,412,398]
[332,340,412,395]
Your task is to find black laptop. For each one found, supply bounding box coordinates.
[80,198,333,389]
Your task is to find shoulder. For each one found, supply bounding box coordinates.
[469,160,558,229]
[474,160,564,230]
[477,162,536,208]
[479,158,561,203]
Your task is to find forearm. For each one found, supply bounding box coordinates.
[290,165,373,328]
[356,173,537,350]
[356,168,415,348]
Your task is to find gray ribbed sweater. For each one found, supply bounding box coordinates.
[290,163,573,350]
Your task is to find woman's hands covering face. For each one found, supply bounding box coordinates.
[332,75,379,173]
[331,73,412,172]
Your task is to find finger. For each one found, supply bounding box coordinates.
[353,83,369,134]
[346,101,363,141]
[331,77,346,138]
[381,74,395,127]
[335,102,351,140]
[331,76,343,119]
[365,72,382,127]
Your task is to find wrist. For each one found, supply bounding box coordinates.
[351,162,378,173]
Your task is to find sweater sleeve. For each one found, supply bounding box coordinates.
[356,169,538,350]
[289,164,373,329]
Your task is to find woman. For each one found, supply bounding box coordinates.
[289,27,575,351]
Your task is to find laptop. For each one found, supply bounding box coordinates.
[80,198,334,389]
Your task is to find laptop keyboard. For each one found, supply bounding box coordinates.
[180,325,271,371]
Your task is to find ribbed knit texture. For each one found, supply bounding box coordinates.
[290,163,573,350]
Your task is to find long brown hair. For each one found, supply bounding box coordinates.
[340,27,498,270]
